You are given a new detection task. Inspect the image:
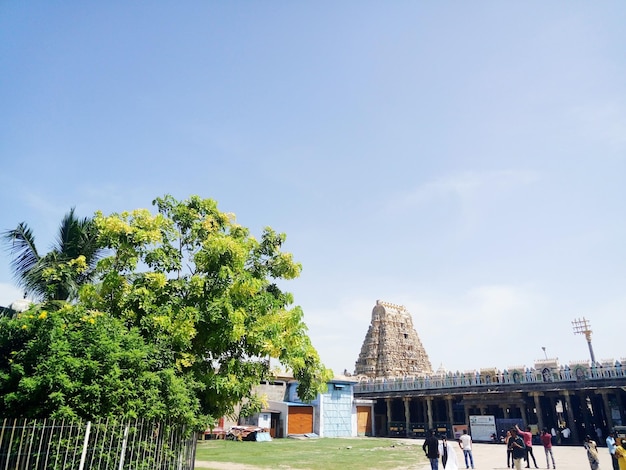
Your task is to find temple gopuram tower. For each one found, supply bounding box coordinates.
[354,300,433,378]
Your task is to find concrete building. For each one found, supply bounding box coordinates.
[229,374,375,438]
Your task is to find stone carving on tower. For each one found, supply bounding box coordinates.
[354,300,433,378]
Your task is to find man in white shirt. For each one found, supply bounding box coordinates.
[458,429,475,469]
[606,431,619,470]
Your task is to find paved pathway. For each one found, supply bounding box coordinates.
[414,441,614,470]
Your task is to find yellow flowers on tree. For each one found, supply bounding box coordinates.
[0,195,330,427]
[82,195,332,422]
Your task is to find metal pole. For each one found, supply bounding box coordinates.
[118,424,129,470]
[586,335,596,364]
[78,421,91,470]
[572,317,596,364]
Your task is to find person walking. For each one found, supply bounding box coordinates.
[458,429,474,469]
[423,429,440,470]
[584,435,601,470]
[608,431,620,470]
[439,435,459,470]
[516,424,539,468]
[540,428,556,469]
[509,428,527,470]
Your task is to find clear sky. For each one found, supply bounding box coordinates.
[1,2,625,376]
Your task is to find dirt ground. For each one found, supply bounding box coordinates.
[195,439,616,470]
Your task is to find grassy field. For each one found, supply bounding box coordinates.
[195,437,425,469]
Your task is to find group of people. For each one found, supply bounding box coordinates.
[503,424,556,469]
[422,425,626,470]
[505,425,546,470]
[585,430,626,470]
[422,429,475,470]
[507,425,626,470]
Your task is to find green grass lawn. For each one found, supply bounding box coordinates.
[195,436,426,469]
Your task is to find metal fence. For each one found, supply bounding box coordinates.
[0,418,197,470]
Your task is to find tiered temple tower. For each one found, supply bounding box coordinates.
[354,300,433,378]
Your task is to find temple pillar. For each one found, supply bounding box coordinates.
[563,391,580,443]
[531,392,544,431]
[446,396,454,436]
[501,404,510,419]
[598,390,614,431]
[578,392,593,435]
[426,397,434,431]
[521,401,529,427]
[403,397,411,437]
[464,403,470,426]
[549,396,557,428]
[616,392,625,425]
[385,398,392,436]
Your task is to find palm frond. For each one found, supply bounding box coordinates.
[55,207,78,256]
[4,210,105,302]
[55,207,102,265]
[20,261,50,301]
[2,222,41,289]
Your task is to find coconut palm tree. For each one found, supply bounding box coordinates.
[2,208,103,302]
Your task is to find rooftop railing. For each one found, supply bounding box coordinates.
[353,361,626,394]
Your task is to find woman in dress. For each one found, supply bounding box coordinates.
[438,435,459,470]
[615,438,626,470]
[584,435,600,470]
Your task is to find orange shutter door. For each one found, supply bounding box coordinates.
[357,406,372,435]
[288,407,313,434]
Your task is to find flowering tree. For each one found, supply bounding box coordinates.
[84,194,331,419]
[0,195,331,425]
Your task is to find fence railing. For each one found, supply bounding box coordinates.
[0,418,197,470]
[354,362,626,394]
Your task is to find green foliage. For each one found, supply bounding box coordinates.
[87,195,331,418]
[0,304,202,427]
[0,195,331,426]
[2,208,102,301]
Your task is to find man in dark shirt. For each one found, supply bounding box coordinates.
[508,428,526,470]
[423,429,440,470]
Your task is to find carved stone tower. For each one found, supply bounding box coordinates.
[354,300,433,378]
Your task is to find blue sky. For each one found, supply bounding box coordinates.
[1,2,625,376]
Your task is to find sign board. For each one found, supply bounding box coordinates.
[469,415,497,442]
[453,424,468,439]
